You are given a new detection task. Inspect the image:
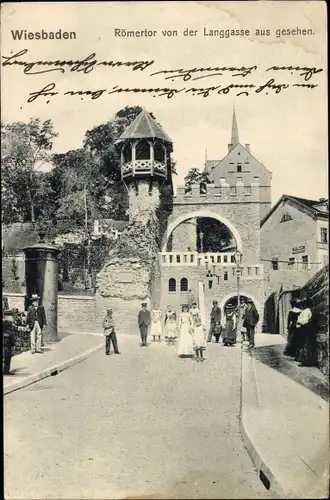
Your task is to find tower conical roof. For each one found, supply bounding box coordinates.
[117,109,172,143]
[231,106,239,146]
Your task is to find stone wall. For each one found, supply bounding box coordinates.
[95,181,162,331]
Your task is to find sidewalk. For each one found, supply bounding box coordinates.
[4,332,104,395]
[241,333,329,499]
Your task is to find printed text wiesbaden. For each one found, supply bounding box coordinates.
[11,30,76,41]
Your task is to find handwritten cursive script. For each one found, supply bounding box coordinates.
[1,49,154,75]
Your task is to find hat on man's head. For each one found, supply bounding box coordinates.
[141,302,147,307]
[246,298,253,304]
[30,294,39,302]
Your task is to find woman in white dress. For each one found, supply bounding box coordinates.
[189,302,200,329]
[192,315,207,362]
[151,309,163,342]
[177,304,194,358]
[164,305,177,345]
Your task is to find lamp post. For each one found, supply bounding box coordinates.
[234,250,242,340]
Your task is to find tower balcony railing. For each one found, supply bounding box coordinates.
[122,160,167,178]
[159,251,264,278]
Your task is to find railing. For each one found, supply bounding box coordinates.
[122,160,166,177]
[160,251,237,266]
[159,252,264,278]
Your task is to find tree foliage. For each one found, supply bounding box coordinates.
[1,119,58,223]
[184,167,210,193]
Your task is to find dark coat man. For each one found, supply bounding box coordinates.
[3,312,16,374]
[208,301,222,342]
[26,296,47,354]
[243,300,259,348]
[138,303,151,346]
[102,309,120,355]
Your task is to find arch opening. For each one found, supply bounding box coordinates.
[162,210,242,254]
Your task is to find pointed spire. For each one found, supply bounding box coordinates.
[231,105,239,147]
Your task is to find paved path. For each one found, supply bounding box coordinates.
[4,332,103,393]
[5,337,274,499]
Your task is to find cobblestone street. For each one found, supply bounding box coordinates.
[5,337,275,499]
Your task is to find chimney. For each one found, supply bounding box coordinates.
[245,144,250,152]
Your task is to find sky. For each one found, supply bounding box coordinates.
[1,1,328,205]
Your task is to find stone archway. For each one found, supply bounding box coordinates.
[161,210,243,253]
[219,292,262,317]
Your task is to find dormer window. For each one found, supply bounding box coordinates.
[280,213,292,223]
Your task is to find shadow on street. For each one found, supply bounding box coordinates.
[252,344,329,402]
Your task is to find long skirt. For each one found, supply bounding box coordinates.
[193,326,206,350]
[222,319,236,345]
[178,323,194,356]
[300,324,317,366]
[284,325,298,356]
[151,321,163,338]
[165,320,177,340]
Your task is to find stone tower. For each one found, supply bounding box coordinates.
[95,110,173,331]
[115,109,173,220]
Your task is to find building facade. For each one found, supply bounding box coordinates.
[261,194,329,291]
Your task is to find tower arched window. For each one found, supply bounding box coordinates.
[135,139,150,160]
[180,278,188,292]
[122,144,132,163]
[169,278,176,292]
[154,141,165,162]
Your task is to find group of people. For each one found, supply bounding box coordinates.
[284,297,316,367]
[102,297,260,361]
[208,298,260,348]
[3,293,47,374]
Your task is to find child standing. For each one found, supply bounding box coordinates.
[193,315,207,362]
[151,309,163,342]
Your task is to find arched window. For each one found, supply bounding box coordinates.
[154,141,165,162]
[122,144,132,163]
[180,277,188,292]
[169,278,176,292]
[135,139,150,160]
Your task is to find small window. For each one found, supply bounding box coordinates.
[224,271,228,281]
[237,165,242,173]
[208,280,213,289]
[302,255,309,269]
[176,255,181,263]
[321,227,328,243]
[224,256,228,263]
[271,260,278,270]
[255,267,260,275]
[247,267,252,276]
[217,255,221,263]
[280,213,292,223]
[180,278,188,292]
[169,278,176,292]
[288,257,295,269]
[230,187,237,195]
[231,255,235,263]
[245,186,252,195]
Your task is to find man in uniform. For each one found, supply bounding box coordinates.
[138,302,151,347]
[208,300,222,342]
